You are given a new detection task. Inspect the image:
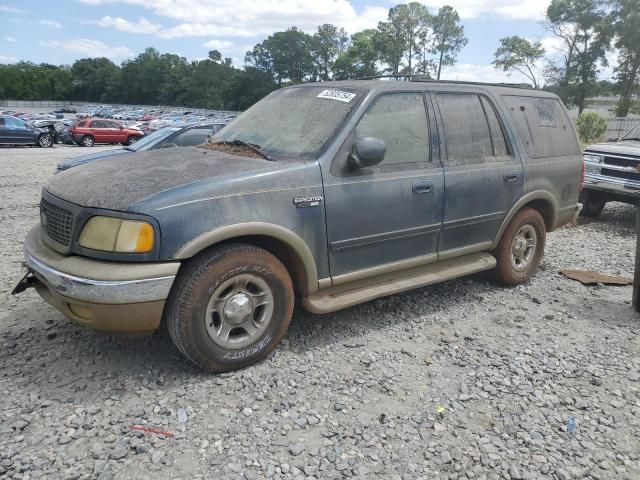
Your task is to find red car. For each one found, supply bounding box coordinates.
[71,118,144,147]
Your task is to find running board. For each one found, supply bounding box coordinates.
[303,252,496,314]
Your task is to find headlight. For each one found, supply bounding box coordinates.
[583,153,603,175]
[79,216,155,253]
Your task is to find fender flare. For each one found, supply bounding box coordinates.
[174,222,319,293]
[491,191,558,249]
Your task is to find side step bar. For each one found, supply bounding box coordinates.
[302,252,496,314]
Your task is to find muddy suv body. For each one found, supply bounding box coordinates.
[581,123,640,216]
[14,80,582,372]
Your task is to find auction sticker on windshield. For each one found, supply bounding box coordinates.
[317,90,356,103]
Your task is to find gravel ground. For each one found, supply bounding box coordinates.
[1,145,639,480]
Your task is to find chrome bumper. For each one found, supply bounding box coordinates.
[22,225,179,305]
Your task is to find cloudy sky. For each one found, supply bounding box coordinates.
[0,0,600,83]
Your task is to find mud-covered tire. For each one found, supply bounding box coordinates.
[165,243,294,373]
[492,208,546,286]
[80,135,94,147]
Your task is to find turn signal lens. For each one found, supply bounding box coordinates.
[79,216,155,253]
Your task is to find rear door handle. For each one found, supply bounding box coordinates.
[503,171,520,182]
[412,180,433,194]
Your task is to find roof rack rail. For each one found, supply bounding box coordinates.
[354,74,533,89]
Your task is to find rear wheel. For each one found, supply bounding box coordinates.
[37,134,53,148]
[492,208,546,286]
[165,243,294,372]
[80,135,94,147]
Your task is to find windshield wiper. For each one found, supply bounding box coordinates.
[212,139,272,161]
[622,137,640,142]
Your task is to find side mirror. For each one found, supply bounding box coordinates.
[348,136,386,169]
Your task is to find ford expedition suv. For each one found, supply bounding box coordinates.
[13,80,582,372]
[581,122,640,216]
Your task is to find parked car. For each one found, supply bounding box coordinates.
[56,122,227,172]
[581,122,640,216]
[0,116,53,147]
[13,80,582,372]
[70,118,144,147]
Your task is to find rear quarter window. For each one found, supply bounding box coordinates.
[502,95,579,159]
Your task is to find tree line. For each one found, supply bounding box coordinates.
[0,1,638,116]
[0,3,467,110]
[492,0,640,116]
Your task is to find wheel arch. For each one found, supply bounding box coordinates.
[492,191,558,249]
[174,223,320,295]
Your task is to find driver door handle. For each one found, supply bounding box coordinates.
[503,171,520,182]
[412,180,433,194]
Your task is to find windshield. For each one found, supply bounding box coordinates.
[621,123,640,141]
[127,126,180,151]
[213,86,363,158]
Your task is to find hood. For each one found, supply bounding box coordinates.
[45,146,275,211]
[56,148,131,172]
[586,140,640,157]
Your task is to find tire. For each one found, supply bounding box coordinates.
[80,135,94,147]
[165,243,294,372]
[125,135,139,146]
[37,134,53,148]
[492,208,546,286]
[579,191,606,217]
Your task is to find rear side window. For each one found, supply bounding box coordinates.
[480,96,509,157]
[436,93,493,165]
[502,95,580,158]
[356,93,429,165]
[77,120,88,127]
[172,127,212,147]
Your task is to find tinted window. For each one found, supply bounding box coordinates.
[502,95,580,158]
[105,121,121,128]
[77,120,88,127]
[172,127,212,147]
[90,120,107,128]
[356,93,429,165]
[480,95,509,157]
[436,93,492,165]
[5,117,27,129]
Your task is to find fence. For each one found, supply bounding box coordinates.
[605,117,638,140]
[0,99,240,118]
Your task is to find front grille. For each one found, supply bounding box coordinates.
[601,155,640,182]
[40,198,74,246]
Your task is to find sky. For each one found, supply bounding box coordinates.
[0,0,614,84]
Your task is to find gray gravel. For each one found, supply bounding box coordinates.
[1,145,639,479]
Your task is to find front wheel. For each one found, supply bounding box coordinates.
[125,135,139,146]
[492,208,546,286]
[38,134,53,148]
[580,191,606,217]
[165,244,294,372]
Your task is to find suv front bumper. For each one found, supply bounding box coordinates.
[15,226,180,334]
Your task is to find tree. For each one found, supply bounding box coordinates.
[576,111,607,143]
[545,0,608,113]
[378,2,430,76]
[70,58,119,102]
[333,29,381,79]
[247,28,315,85]
[493,36,545,88]
[311,24,348,81]
[609,0,640,116]
[431,6,467,80]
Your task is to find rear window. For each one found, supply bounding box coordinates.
[502,95,579,159]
